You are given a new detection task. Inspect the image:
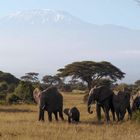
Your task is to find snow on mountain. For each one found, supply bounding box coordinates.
[0,9,83,25]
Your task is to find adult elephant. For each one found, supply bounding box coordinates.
[33,86,64,122]
[113,90,132,121]
[131,96,140,111]
[87,86,115,122]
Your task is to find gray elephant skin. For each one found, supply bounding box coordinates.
[87,86,115,122]
[132,96,140,111]
[64,107,80,123]
[113,90,132,121]
[33,86,64,122]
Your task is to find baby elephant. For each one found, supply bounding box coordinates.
[64,107,80,123]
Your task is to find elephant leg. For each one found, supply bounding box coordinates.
[116,111,120,122]
[111,106,116,121]
[39,109,44,121]
[96,104,101,122]
[59,111,64,121]
[127,105,132,120]
[104,107,110,122]
[48,112,52,122]
[68,116,71,123]
[120,110,126,121]
[54,112,58,121]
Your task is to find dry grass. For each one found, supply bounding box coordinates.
[0,93,139,140]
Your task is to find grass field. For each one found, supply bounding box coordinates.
[0,93,139,140]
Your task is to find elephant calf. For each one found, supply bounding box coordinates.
[64,107,80,123]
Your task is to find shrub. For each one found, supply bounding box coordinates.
[0,82,8,91]
[14,81,34,102]
[0,93,6,100]
[6,93,21,104]
[132,110,140,123]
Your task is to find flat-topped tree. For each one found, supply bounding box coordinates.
[21,72,39,83]
[42,75,62,86]
[57,61,125,90]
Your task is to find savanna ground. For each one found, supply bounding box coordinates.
[0,93,140,140]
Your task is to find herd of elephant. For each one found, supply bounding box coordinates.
[33,86,140,123]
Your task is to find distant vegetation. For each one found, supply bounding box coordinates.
[0,61,140,105]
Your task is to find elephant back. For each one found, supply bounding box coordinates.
[97,86,113,102]
[41,86,63,112]
[113,91,130,102]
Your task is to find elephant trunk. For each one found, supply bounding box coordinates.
[87,93,94,114]
[87,105,93,114]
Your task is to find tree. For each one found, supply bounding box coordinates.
[0,71,19,84]
[57,61,125,90]
[0,71,19,100]
[42,75,62,86]
[14,81,34,102]
[21,72,39,83]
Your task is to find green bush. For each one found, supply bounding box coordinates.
[6,93,21,104]
[14,81,34,102]
[0,93,6,100]
[0,82,8,91]
[0,100,6,105]
[132,111,140,123]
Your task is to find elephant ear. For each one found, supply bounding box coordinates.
[33,88,42,105]
[98,86,113,102]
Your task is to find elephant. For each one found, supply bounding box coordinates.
[113,90,132,121]
[87,86,115,122]
[64,107,80,123]
[33,86,64,122]
[132,96,140,111]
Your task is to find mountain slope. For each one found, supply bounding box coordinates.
[0,9,140,83]
[0,9,84,25]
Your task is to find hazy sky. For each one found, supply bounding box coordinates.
[0,0,140,83]
[0,0,140,29]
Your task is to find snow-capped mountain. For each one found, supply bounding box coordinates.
[0,9,140,83]
[0,9,84,25]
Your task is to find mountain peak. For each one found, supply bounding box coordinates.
[1,9,83,25]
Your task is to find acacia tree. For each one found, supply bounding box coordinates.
[21,72,39,83]
[42,75,62,86]
[57,61,125,90]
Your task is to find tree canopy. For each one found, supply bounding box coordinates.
[42,75,62,86]
[21,72,39,83]
[0,71,19,85]
[57,61,125,90]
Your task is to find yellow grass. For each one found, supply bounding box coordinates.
[0,93,139,140]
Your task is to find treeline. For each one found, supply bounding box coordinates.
[0,61,140,104]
